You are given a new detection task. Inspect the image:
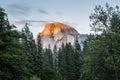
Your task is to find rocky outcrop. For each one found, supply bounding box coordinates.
[37,22,87,49]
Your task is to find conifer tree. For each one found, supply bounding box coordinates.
[42,46,56,80]
[0,7,28,80]
[82,3,120,80]
[22,23,36,76]
[22,23,42,79]
[74,39,82,80]
[58,43,66,80]
[36,35,43,78]
[53,45,58,70]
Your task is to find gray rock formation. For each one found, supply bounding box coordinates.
[37,22,87,49]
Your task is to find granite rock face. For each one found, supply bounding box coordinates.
[37,22,87,49]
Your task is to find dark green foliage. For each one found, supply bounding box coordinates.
[30,75,41,80]
[43,46,53,68]
[22,23,43,78]
[58,43,66,80]
[82,3,120,80]
[0,7,28,80]
[64,43,74,80]
[53,45,58,70]
[36,35,43,78]
[58,42,82,80]
[74,39,82,80]
[42,45,56,80]
[22,23,37,76]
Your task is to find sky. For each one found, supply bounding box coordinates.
[0,0,120,38]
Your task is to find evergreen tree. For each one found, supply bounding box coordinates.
[64,43,75,80]
[82,3,120,80]
[42,46,56,80]
[74,39,82,80]
[36,35,43,78]
[22,23,43,78]
[22,23,36,76]
[58,43,66,80]
[0,7,28,80]
[53,45,58,70]
[58,42,82,80]
[43,45,53,68]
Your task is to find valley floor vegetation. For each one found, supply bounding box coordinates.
[0,3,120,80]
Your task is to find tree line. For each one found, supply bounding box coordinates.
[0,3,120,80]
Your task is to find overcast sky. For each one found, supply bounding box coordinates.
[0,0,120,38]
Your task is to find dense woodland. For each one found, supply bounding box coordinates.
[0,3,120,80]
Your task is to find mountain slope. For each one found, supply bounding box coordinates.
[37,22,87,49]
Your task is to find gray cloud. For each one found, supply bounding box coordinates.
[38,9,48,14]
[56,12,63,15]
[7,3,31,16]
[14,20,49,25]
[14,20,77,26]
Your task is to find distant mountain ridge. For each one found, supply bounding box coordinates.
[37,22,87,49]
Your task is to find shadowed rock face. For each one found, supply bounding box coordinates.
[37,22,87,49]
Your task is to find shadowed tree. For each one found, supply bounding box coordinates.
[82,3,120,80]
[0,7,29,80]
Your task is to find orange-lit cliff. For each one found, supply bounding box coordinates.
[37,22,87,49]
[39,22,72,35]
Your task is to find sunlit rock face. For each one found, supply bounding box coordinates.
[37,22,87,49]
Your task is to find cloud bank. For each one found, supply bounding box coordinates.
[7,3,31,16]
[38,9,48,14]
[14,20,49,25]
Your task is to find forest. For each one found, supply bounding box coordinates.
[0,3,120,80]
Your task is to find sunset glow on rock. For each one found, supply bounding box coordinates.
[40,22,72,35]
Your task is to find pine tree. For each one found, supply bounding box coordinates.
[74,39,82,80]
[0,7,28,80]
[36,35,43,78]
[82,3,120,80]
[58,42,82,80]
[58,43,66,80]
[22,23,43,79]
[42,45,56,80]
[65,43,75,80]
[53,45,58,70]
